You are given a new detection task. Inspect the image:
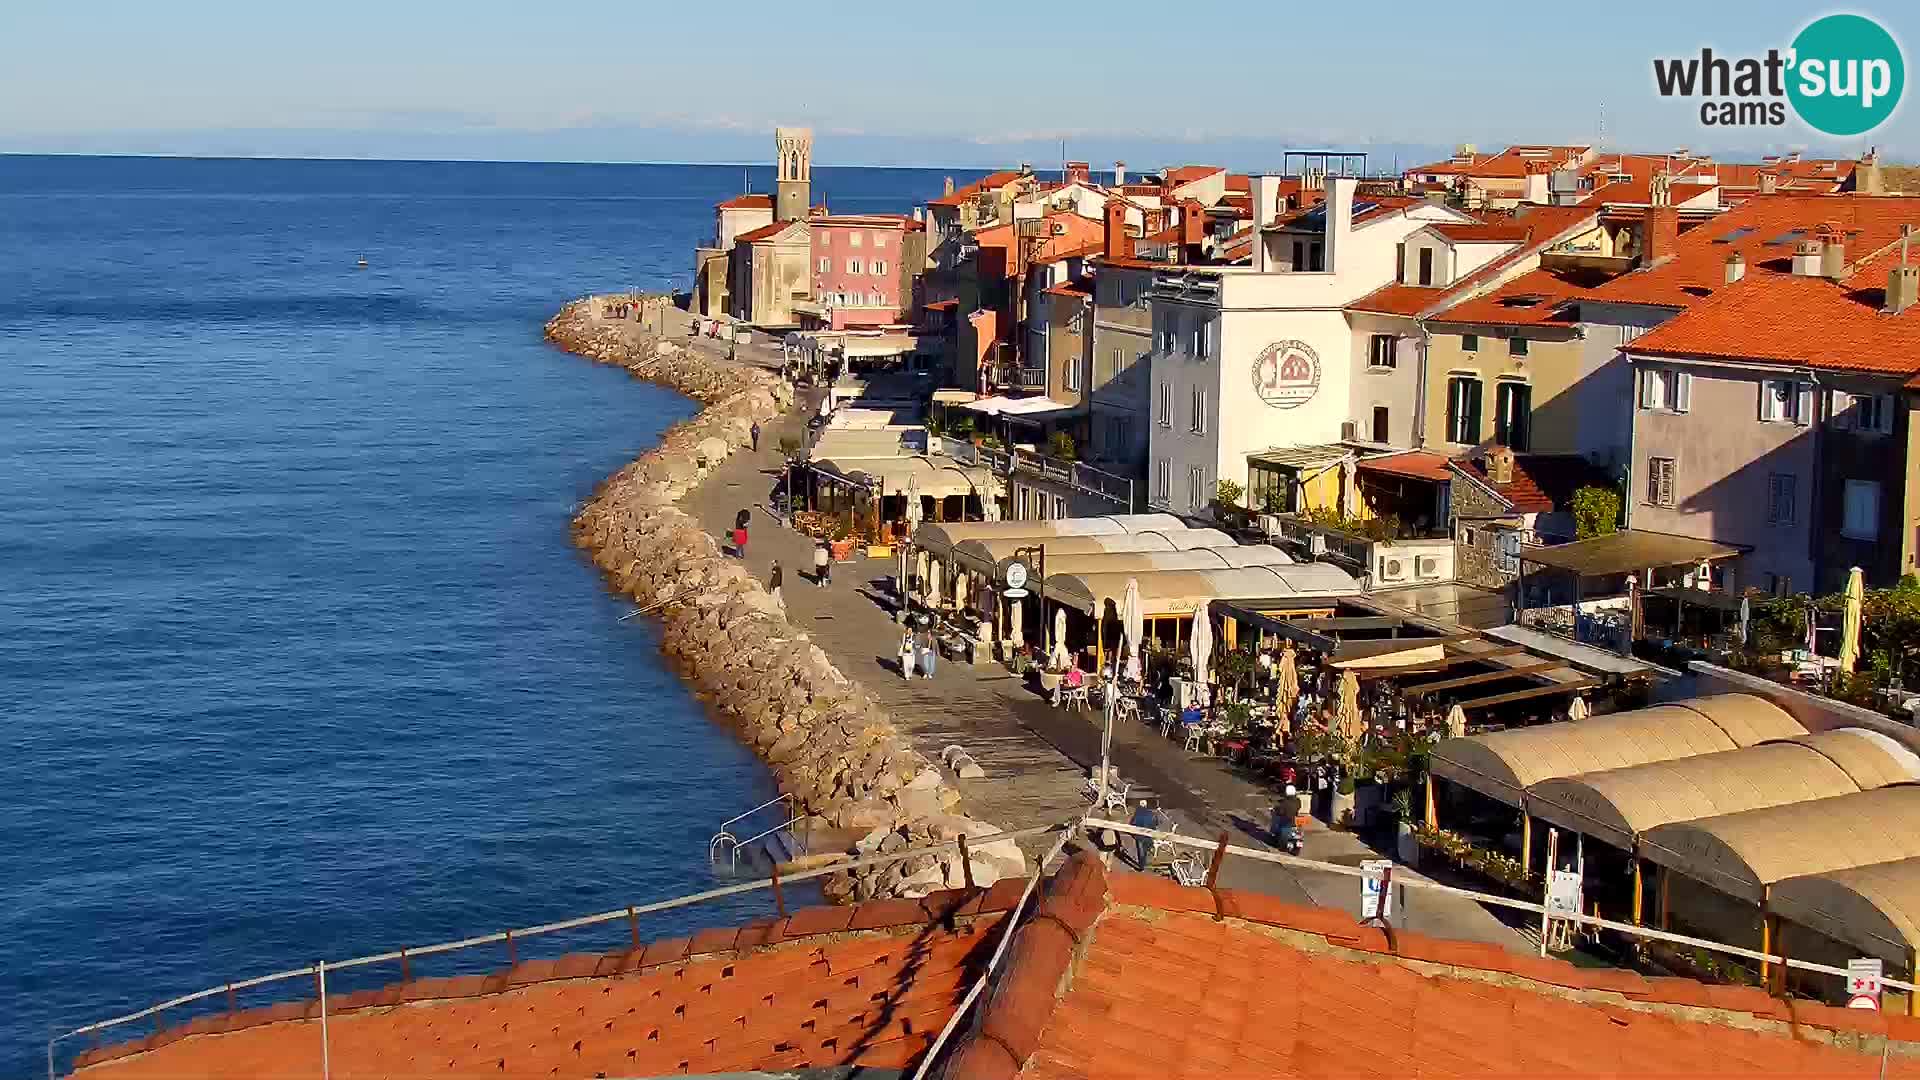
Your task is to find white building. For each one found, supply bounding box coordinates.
[1144,177,1473,517]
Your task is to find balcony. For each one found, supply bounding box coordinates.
[937,438,1134,510]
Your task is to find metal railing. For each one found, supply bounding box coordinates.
[709,792,793,868]
[47,819,1076,1080]
[1083,817,1920,1002]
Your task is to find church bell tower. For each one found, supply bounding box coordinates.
[774,127,813,222]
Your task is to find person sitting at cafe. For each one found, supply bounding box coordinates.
[1064,665,1084,690]
[1180,702,1204,729]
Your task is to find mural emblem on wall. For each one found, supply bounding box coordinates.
[1251,340,1321,409]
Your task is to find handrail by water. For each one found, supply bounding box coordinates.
[47,818,1074,1079]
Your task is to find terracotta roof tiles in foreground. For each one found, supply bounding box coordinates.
[941,854,1920,1080]
[70,885,1028,1080]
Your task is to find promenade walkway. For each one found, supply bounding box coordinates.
[594,304,1527,949]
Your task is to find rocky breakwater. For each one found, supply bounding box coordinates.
[545,297,1025,901]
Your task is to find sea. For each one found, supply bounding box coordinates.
[0,154,977,1077]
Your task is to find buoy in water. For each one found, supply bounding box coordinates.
[356,258,369,268]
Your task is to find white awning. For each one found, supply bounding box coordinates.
[952,538,1288,583]
[961,395,1071,417]
[811,429,911,459]
[811,456,993,498]
[911,515,1188,559]
[1046,563,1360,617]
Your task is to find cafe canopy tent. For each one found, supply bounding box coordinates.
[911,514,1187,561]
[809,455,994,500]
[958,544,1291,585]
[1639,785,1920,905]
[947,529,1237,578]
[1770,856,1920,969]
[1046,563,1360,618]
[1429,693,1805,806]
[810,428,913,459]
[1524,728,1920,851]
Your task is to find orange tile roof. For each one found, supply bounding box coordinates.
[1432,220,1534,242]
[1452,453,1611,513]
[734,219,806,244]
[716,193,773,210]
[1582,193,1920,308]
[1225,173,1251,192]
[1431,275,1586,327]
[1358,450,1454,482]
[1409,144,1591,180]
[1347,206,1601,318]
[1584,177,1717,207]
[1163,165,1225,187]
[944,854,1920,1080]
[928,170,1025,208]
[1629,258,1920,375]
[71,886,1029,1080]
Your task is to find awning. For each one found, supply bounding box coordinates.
[1430,694,1805,806]
[1524,729,1920,851]
[949,529,1238,579]
[1357,451,1454,483]
[931,389,979,404]
[995,546,1292,590]
[962,395,1072,418]
[1047,563,1360,617]
[1248,444,1353,471]
[1640,785,1920,905]
[1771,857,1920,967]
[810,456,993,499]
[810,429,912,459]
[1519,530,1743,578]
[911,514,1187,560]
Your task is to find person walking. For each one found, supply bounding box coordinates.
[750,421,762,452]
[919,629,938,680]
[1128,800,1161,870]
[768,561,783,606]
[731,522,748,558]
[899,628,917,680]
[814,539,831,586]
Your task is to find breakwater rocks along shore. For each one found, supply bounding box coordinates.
[545,296,1025,902]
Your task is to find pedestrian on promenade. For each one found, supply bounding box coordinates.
[751,422,761,452]
[1128,800,1161,870]
[899,628,917,679]
[814,540,831,586]
[732,523,748,557]
[769,561,783,606]
[919,630,938,680]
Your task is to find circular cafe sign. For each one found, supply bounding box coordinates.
[1252,340,1321,409]
[1004,561,1029,590]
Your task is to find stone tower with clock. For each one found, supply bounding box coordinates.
[774,127,812,222]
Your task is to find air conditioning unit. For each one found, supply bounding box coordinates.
[1378,556,1409,583]
[1415,555,1443,580]
[1339,421,1358,441]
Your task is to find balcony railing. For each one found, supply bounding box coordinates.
[939,440,1132,509]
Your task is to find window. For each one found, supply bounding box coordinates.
[1153,459,1171,504]
[1766,472,1797,525]
[1053,495,1067,519]
[1291,240,1305,270]
[1368,334,1396,369]
[868,292,883,307]
[1156,381,1172,427]
[818,232,831,245]
[1767,572,1793,596]
[1646,456,1677,508]
[1309,242,1323,271]
[1445,376,1483,444]
[1844,479,1882,540]
[1155,309,1176,353]
[847,258,861,275]
[1371,406,1390,444]
[1065,354,1081,391]
[849,232,863,247]
[817,257,830,273]
[1639,368,1692,412]
[1193,316,1213,359]
[1833,391,1894,434]
[1760,378,1810,424]
[1509,336,1529,358]
[872,259,888,276]
[1395,242,1406,284]
[1417,248,1434,286]
[1189,386,1208,434]
[1494,382,1532,451]
[1187,466,1207,513]
[1462,333,1479,351]
[872,233,887,248]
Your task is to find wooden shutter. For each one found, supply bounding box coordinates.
[1465,379,1483,442]
[1674,373,1691,413]
[1795,383,1814,426]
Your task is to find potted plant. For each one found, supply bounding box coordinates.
[1006,642,1032,675]
[1332,774,1357,829]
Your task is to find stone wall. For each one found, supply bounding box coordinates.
[545,296,1024,901]
[1450,479,1516,591]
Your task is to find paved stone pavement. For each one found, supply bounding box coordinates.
[615,304,1527,948]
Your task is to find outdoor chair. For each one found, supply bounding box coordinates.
[1182,725,1206,754]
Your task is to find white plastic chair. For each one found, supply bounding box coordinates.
[1182,725,1205,754]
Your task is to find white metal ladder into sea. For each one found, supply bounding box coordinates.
[709,792,806,875]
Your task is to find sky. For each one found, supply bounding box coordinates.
[2,1,1917,168]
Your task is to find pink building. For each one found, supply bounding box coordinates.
[807,214,923,330]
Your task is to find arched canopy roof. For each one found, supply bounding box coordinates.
[1640,785,1920,905]
[1430,695,1804,806]
[811,456,991,498]
[1045,563,1358,616]
[1524,729,1918,850]
[1770,857,1920,967]
[947,529,1236,578]
[912,514,1186,559]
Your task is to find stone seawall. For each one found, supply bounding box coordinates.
[545,297,1024,900]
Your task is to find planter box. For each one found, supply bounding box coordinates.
[829,539,856,561]
[1038,670,1064,693]
[867,544,894,558]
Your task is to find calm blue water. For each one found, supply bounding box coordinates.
[0,155,964,1077]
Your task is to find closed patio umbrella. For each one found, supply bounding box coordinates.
[1120,578,1143,684]
[1274,641,1300,732]
[1566,696,1590,722]
[1445,702,1468,739]
[1336,671,1363,744]
[1839,566,1865,674]
[1052,606,1071,669]
[927,561,942,611]
[1188,612,1213,703]
[904,476,922,529]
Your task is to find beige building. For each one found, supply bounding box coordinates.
[693,194,774,317]
[727,219,811,327]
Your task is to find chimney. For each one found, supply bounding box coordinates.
[1818,222,1846,278]
[1065,160,1090,185]
[1250,174,1281,272]
[1019,162,1033,176]
[1724,251,1746,284]
[1486,445,1515,486]
[1650,171,1673,207]
[1323,176,1357,275]
[1642,204,1679,267]
[1858,148,1886,195]
[1113,160,1127,187]
[1758,172,1779,195]
[1791,238,1824,276]
[1182,199,1206,247]
[1888,265,1919,314]
[1523,160,1549,205]
[943,176,955,197]
[1103,198,1134,261]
